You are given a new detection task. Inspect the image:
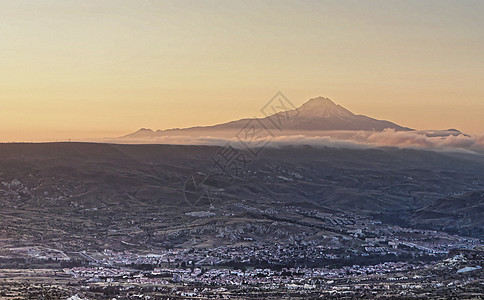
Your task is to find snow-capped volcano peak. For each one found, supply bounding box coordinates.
[122,96,413,138]
[297,97,355,119]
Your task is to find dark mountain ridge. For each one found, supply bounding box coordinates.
[411,191,484,236]
[0,142,482,252]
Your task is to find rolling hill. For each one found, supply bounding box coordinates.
[0,142,483,253]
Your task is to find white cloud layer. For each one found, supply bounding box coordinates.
[96,129,484,154]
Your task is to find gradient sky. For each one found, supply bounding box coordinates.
[1,0,483,141]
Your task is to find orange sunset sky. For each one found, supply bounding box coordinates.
[1,1,483,142]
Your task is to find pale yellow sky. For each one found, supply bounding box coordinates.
[1,0,483,141]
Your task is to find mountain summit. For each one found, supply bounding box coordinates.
[270,96,412,131]
[297,97,355,119]
[122,96,412,139]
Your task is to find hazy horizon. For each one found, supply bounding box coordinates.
[1,1,484,141]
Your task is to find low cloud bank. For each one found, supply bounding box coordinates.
[98,129,484,153]
[350,129,484,150]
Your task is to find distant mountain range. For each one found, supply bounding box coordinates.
[122,97,414,139]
